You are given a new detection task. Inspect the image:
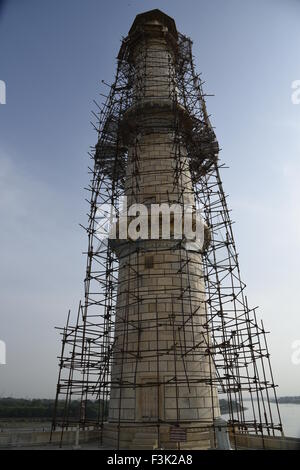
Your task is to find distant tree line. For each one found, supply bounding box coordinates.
[0,397,247,419]
[219,399,246,414]
[274,396,300,404]
[0,398,108,419]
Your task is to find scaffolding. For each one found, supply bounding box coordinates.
[51,13,282,450]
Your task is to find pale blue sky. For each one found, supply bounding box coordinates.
[0,0,300,397]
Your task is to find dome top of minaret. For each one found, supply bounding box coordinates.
[129,9,178,39]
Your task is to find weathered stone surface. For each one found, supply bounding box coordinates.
[103,9,220,450]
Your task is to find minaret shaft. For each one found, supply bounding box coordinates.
[104,10,220,449]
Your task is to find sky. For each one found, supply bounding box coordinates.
[0,0,300,398]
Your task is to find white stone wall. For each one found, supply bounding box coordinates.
[108,22,219,431]
[133,35,175,102]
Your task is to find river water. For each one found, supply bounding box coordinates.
[222,402,300,438]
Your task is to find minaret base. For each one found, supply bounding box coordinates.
[101,422,214,450]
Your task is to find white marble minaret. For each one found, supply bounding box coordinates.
[103,9,220,449]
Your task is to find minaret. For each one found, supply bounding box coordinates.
[52,8,283,451]
[103,9,220,450]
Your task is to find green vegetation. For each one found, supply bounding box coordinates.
[0,398,108,420]
[219,399,246,414]
[0,397,247,419]
[275,396,300,404]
